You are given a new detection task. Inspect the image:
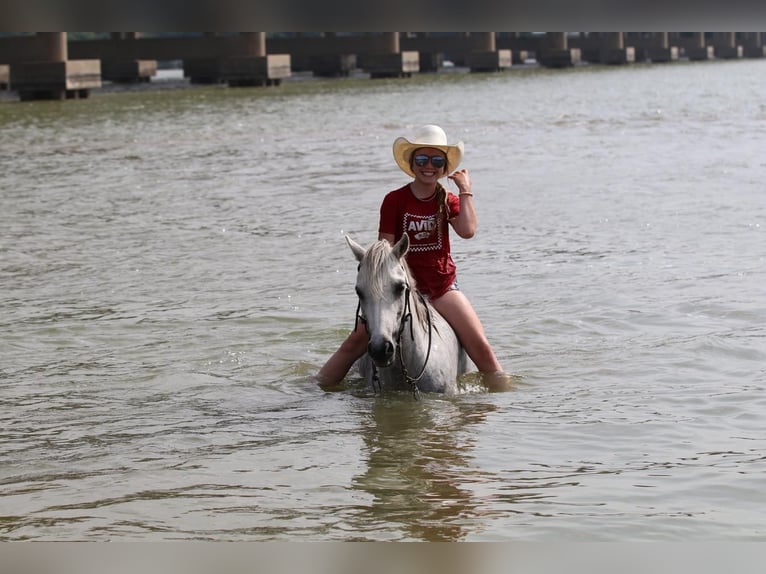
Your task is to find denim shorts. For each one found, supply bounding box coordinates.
[423,280,459,302]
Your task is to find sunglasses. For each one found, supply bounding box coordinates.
[413,154,447,169]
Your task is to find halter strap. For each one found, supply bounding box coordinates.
[352,278,433,400]
[397,290,432,399]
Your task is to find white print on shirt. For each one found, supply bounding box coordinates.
[403,212,443,252]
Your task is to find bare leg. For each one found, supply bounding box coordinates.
[314,322,368,391]
[430,290,501,371]
[430,290,512,391]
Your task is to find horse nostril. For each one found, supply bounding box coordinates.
[368,338,395,365]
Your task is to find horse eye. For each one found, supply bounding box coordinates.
[355,287,365,300]
[394,283,406,296]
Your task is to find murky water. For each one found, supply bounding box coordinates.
[1,60,765,541]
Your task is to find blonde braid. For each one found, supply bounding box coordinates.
[435,181,449,223]
[437,153,453,221]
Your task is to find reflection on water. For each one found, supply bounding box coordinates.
[351,396,498,541]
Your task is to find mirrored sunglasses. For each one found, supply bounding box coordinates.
[413,154,446,169]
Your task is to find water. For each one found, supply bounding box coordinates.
[1,60,765,541]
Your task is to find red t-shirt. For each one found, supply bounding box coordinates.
[378,184,461,299]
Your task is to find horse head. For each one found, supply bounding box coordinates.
[346,234,412,368]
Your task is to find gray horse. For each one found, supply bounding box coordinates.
[346,234,470,395]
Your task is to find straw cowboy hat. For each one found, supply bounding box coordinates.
[392,125,464,178]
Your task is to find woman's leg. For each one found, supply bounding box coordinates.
[430,290,512,391]
[430,290,502,372]
[314,322,368,390]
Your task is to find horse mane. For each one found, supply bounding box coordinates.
[360,240,428,329]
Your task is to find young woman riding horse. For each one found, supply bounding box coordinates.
[315,124,511,392]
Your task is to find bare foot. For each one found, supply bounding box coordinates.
[311,375,345,392]
[481,371,515,392]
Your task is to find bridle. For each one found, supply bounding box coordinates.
[355,282,433,400]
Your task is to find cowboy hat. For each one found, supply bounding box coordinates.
[392,124,464,178]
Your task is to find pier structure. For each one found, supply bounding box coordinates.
[3,32,766,102]
[740,32,765,57]
[271,33,513,74]
[7,33,101,100]
[495,33,531,64]
[398,32,511,70]
[403,33,444,73]
[535,33,582,68]
[66,33,290,87]
[677,33,715,61]
[101,33,157,83]
[359,32,419,78]
[182,33,291,86]
[466,32,512,72]
[574,32,635,64]
[298,33,357,77]
[710,32,743,59]
[624,33,679,62]
[268,33,366,75]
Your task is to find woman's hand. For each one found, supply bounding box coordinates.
[448,168,472,194]
[447,168,477,239]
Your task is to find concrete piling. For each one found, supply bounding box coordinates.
[600,32,635,65]
[11,33,101,100]
[184,33,291,87]
[682,33,715,61]
[102,33,157,83]
[537,33,581,68]
[741,32,766,57]
[468,32,512,73]
[712,32,743,59]
[363,32,419,79]
[2,32,766,103]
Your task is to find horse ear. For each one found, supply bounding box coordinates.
[393,233,410,260]
[345,235,366,262]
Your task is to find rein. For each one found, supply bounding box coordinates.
[356,285,433,400]
[397,289,432,399]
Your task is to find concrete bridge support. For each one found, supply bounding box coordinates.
[184,33,225,84]
[362,32,419,79]
[600,32,635,64]
[310,33,357,77]
[642,33,680,62]
[223,32,290,87]
[11,33,101,100]
[185,33,290,87]
[711,32,743,59]
[102,33,157,83]
[497,33,530,64]
[740,32,765,57]
[537,33,581,68]
[681,33,714,61]
[467,32,511,72]
[406,33,442,73]
[576,33,634,64]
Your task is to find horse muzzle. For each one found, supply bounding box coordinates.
[368,337,396,367]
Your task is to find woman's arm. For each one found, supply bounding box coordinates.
[448,169,477,239]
